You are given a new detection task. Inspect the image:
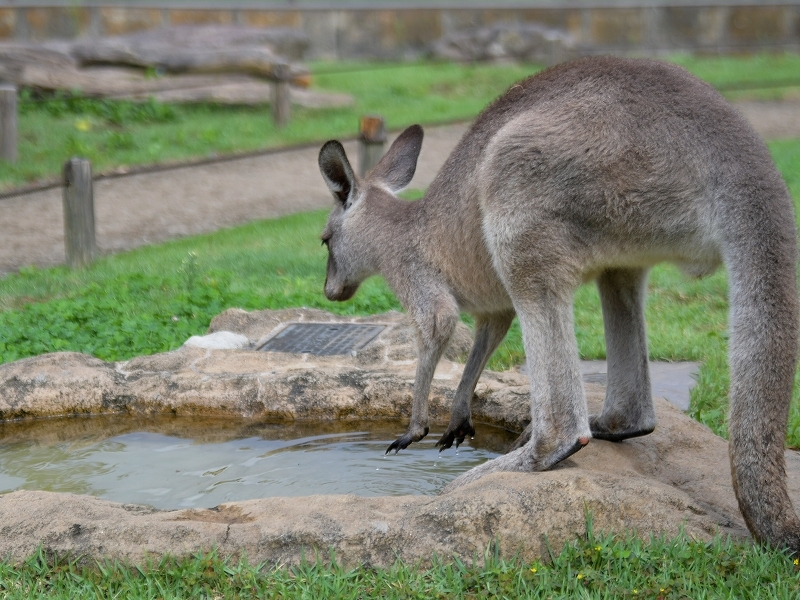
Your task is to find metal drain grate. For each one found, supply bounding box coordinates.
[257,323,387,356]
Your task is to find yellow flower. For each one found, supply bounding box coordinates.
[530,567,537,573]
[75,119,91,132]
[633,590,638,595]
[577,573,584,580]
[595,546,602,551]
[794,558,799,566]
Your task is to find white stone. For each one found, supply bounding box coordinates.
[183,331,249,350]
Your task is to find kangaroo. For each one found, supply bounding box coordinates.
[317,56,800,552]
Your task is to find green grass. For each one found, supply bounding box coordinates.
[670,52,800,100]
[5,53,800,191]
[0,61,538,191]
[4,137,800,446]
[3,53,800,589]
[2,56,800,440]
[0,211,400,362]
[1,525,798,599]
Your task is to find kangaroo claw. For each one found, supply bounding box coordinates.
[436,421,476,451]
[386,426,429,455]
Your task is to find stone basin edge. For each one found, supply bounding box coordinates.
[1,308,798,567]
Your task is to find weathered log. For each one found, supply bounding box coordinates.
[74,45,300,80]
[71,26,309,63]
[18,63,352,107]
[0,26,342,112]
[121,81,352,108]
[0,42,76,82]
[18,65,239,97]
[0,26,308,91]
[69,26,309,79]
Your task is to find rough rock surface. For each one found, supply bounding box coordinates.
[430,23,580,66]
[1,308,799,566]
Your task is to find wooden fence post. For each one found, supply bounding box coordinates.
[62,157,96,268]
[358,115,386,177]
[272,63,291,128]
[0,84,17,163]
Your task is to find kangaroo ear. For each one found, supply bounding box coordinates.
[319,140,357,206]
[369,125,424,193]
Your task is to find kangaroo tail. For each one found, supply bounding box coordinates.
[725,181,800,552]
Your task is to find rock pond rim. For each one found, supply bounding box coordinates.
[0,308,799,566]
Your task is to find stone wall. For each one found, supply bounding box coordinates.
[0,2,798,59]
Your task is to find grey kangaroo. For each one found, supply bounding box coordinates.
[317,56,800,552]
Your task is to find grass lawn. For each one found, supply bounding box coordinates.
[2,54,800,590]
[3,53,799,191]
[2,137,799,446]
[1,61,537,191]
[1,525,799,598]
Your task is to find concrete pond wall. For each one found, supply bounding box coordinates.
[0,1,798,59]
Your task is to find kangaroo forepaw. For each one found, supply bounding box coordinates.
[436,420,475,451]
[589,415,655,442]
[386,426,429,455]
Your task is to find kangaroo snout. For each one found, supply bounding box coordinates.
[324,279,359,301]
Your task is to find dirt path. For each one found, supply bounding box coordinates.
[0,124,467,276]
[1,100,799,275]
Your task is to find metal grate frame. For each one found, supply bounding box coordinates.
[257,322,387,356]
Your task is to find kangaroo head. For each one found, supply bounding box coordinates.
[318,124,424,301]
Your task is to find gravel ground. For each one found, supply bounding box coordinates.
[1,100,799,275]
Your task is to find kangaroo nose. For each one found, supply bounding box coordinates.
[325,281,359,302]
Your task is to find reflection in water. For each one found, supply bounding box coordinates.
[0,415,517,510]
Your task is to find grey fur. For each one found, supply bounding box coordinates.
[317,56,800,552]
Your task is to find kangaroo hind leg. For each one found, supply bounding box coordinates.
[513,292,592,470]
[488,233,592,467]
[443,288,590,492]
[437,311,515,451]
[590,267,656,441]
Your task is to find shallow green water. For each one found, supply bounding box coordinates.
[0,415,516,510]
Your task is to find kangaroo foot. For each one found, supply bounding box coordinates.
[541,437,589,469]
[442,436,589,493]
[589,415,655,442]
[436,419,475,451]
[386,425,429,455]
